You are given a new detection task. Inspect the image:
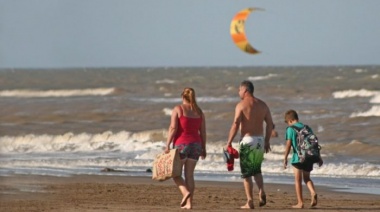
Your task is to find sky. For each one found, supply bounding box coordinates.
[1,0,380,68]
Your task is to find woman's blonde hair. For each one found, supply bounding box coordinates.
[182,87,202,115]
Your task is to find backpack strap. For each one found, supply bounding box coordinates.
[304,124,312,132]
[289,125,302,132]
[288,125,303,148]
[290,125,312,132]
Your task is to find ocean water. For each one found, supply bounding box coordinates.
[0,66,379,195]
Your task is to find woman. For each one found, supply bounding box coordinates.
[165,87,207,209]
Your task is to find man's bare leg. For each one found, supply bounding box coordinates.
[292,167,304,209]
[253,173,266,206]
[241,177,254,209]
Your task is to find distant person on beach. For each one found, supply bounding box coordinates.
[165,87,207,209]
[283,109,323,209]
[225,80,273,209]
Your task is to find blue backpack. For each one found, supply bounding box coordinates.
[290,125,321,164]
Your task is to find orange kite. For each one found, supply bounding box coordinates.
[230,8,262,54]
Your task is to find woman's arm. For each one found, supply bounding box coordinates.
[165,106,179,153]
[200,112,207,159]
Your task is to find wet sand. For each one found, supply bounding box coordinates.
[1,175,379,211]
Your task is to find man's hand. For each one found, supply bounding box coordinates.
[264,142,271,153]
[225,143,232,152]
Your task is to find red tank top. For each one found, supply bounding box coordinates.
[173,106,202,145]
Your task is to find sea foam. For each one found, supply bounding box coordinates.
[131,96,238,103]
[350,106,380,117]
[248,73,277,81]
[332,89,380,117]
[1,131,379,179]
[0,130,166,153]
[0,88,116,98]
[332,89,380,99]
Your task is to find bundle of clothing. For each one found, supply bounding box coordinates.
[223,146,239,171]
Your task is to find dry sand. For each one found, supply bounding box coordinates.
[1,174,379,211]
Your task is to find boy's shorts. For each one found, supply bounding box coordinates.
[292,162,314,172]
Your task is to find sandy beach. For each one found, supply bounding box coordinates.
[1,174,379,212]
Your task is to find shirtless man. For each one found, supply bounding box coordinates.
[225,80,273,209]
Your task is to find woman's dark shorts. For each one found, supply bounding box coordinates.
[174,143,202,161]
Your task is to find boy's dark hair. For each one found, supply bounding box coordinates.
[240,80,254,95]
[285,109,299,122]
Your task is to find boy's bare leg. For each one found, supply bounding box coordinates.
[292,167,304,208]
[303,171,317,207]
[241,177,254,209]
[253,173,266,206]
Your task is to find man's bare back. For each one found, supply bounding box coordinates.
[238,96,271,137]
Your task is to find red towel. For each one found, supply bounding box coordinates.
[226,146,239,171]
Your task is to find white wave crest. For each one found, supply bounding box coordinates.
[370,94,380,104]
[248,74,277,81]
[350,105,380,117]
[156,79,176,84]
[333,89,380,117]
[1,137,380,179]
[0,87,116,98]
[162,108,172,116]
[131,96,238,103]
[355,68,366,73]
[332,89,380,99]
[0,129,166,153]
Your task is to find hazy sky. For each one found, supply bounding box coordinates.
[1,0,380,68]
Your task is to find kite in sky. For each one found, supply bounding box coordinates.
[230,8,262,54]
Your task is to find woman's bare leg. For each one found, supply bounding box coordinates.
[181,159,197,209]
[172,159,191,207]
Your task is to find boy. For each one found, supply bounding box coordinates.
[283,109,323,209]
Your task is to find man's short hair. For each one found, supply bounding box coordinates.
[240,80,254,95]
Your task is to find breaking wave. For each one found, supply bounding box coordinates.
[350,105,380,117]
[332,89,380,103]
[0,87,117,98]
[1,130,379,179]
[332,89,380,117]
[0,130,166,153]
[248,73,278,81]
[130,96,238,103]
